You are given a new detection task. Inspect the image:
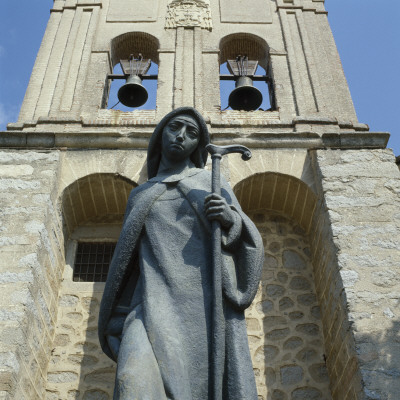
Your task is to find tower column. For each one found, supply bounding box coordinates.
[18,10,62,122]
[173,27,196,108]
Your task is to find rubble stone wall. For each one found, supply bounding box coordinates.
[45,209,332,400]
[246,212,332,400]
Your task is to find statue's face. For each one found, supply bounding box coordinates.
[161,115,200,162]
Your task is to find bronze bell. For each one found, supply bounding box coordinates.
[228,76,263,111]
[117,75,148,108]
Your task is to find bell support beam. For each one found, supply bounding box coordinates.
[107,74,158,80]
[219,75,270,81]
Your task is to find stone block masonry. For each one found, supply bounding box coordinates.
[313,149,400,400]
[0,150,63,399]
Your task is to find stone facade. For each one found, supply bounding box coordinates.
[314,149,400,400]
[0,150,63,399]
[0,0,399,399]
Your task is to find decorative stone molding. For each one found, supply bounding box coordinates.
[165,0,212,30]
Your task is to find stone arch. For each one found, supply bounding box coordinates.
[235,172,332,398]
[61,173,137,236]
[110,31,160,67]
[234,172,317,233]
[228,149,316,195]
[219,32,270,70]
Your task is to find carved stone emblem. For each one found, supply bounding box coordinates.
[165,0,212,30]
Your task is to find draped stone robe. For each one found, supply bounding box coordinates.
[98,168,264,400]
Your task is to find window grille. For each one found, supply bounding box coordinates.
[73,242,116,282]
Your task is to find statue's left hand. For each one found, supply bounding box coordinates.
[204,193,235,229]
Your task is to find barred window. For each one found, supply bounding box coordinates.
[73,242,116,282]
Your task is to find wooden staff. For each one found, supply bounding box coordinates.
[205,144,252,400]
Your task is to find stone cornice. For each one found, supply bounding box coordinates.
[0,131,389,151]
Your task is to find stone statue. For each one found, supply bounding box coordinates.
[98,107,264,399]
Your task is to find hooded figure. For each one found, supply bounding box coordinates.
[98,107,264,400]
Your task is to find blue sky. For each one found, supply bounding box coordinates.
[0,0,399,155]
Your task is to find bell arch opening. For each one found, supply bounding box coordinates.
[234,173,332,399]
[219,33,275,112]
[103,32,160,111]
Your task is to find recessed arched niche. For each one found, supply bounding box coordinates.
[46,173,137,398]
[234,173,332,400]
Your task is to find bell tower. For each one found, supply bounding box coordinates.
[0,1,399,399]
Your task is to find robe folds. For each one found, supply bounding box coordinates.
[98,168,264,400]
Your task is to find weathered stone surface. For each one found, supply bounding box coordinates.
[73,341,98,352]
[277,272,288,284]
[59,295,79,307]
[272,389,287,400]
[53,334,70,347]
[265,367,276,385]
[309,363,329,383]
[283,337,303,350]
[280,365,303,385]
[266,285,285,299]
[82,297,99,312]
[283,238,298,247]
[66,312,83,321]
[289,276,311,291]
[291,387,323,400]
[295,324,320,336]
[266,328,290,341]
[67,390,80,400]
[283,250,306,270]
[371,269,398,288]
[47,372,78,383]
[263,316,286,327]
[289,311,304,321]
[247,318,261,331]
[311,306,321,319]
[296,348,318,363]
[82,390,109,400]
[68,354,98,366]
[256,300,274,314]
[45,391,60,400]
[279,297,294,311]
[340,270,359,288]
[297,294,316,306]
[268,242,281,254]
[84,368,115,384]
[255,345,279,363]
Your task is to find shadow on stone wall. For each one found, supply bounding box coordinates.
[73,289,116,400]
[246,211,332,400]
[46,287,116,399]
[355,318,400,399]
